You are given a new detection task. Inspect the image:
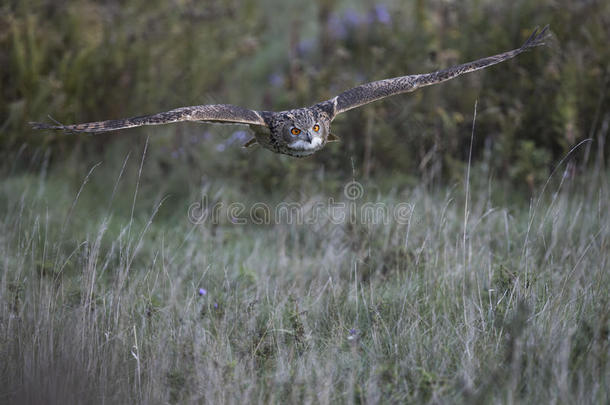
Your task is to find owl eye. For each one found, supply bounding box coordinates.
[290,127,301,135]
[313,124,320,132]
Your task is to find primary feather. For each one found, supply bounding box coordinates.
[326,25,549,116]
[30,104,267,133]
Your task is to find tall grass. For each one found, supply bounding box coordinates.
[0,137,607,403]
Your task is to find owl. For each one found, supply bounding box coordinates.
[31,26,548,158]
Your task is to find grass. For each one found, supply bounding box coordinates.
[0,139,608,403]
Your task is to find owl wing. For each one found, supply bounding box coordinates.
[30,104,267,133]
[324,26,549,118]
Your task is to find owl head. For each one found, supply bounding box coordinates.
[273,108,335,157]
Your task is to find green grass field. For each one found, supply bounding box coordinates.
[1,140,607,404]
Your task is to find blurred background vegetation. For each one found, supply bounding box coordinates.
[1,0,608,190]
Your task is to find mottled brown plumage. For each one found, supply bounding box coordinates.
[31,26,549,158]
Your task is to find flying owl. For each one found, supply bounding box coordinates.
[31,26,548,158]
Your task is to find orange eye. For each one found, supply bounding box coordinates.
[291,128,301,135]
[313,124,320,132]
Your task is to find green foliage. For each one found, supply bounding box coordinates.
[509,140,552,191]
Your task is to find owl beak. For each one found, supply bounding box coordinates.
[305,131,313,143]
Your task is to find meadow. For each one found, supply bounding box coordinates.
[1,137,608,403]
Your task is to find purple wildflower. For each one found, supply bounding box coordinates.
[374,4,391,24]
[269,72,284,87]
[213,302,218,309]
[347,328,359,341]
[296,39,315,57]
[343,8,363,27]
[327,13,347,40]
[198,288,207,296]
[228,130,249,145]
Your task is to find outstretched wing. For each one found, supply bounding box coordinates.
[324,26,549,118]
[30,104,267,133]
